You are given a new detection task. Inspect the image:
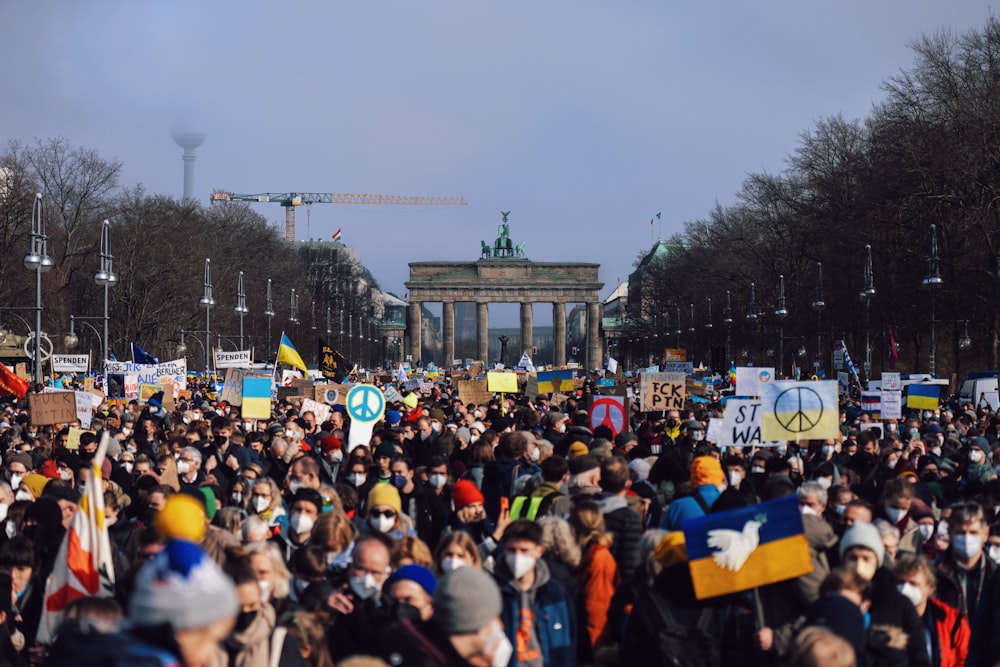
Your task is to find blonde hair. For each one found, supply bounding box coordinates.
[789,627,855,667]
[569,499,614,549]
[282,611,335,667]
[537,515,581,568]
[392,535,433,568]
[432,530,482,573]
[311,509,355,553]
[244,541,291,599]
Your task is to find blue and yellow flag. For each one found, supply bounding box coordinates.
[537,370,574,393]
[760,380,839,441]
[683,494,813,600]
[277,333,308,377]
[906,383,940,410]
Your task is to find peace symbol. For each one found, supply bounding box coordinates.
[589,397,626,437]
[23,332,53,362]
[773,386,823,432]
[346,384,385,423]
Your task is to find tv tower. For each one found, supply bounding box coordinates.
[172,128,206,201]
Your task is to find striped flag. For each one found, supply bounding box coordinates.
[37,432,116,642]
[887,327,899,369]
[332,228,342,242]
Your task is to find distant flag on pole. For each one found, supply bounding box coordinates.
[396,364,408,384]
[332,228,342,242]
[887,326,899,369]
[131,343,158,365]
[729,362,737,388]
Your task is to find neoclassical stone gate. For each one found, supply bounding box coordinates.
[405,218,603,369]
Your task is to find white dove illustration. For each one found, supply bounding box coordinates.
[706,520,762,572]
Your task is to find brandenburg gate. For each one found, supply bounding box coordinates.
[405,215,604,369]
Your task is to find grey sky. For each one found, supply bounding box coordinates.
[1,1,993,328]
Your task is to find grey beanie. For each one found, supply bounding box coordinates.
[433,567,502,635]
[838,521,886,564]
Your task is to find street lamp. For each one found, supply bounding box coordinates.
[93,219,117,364]
[24,193,53,384]
[722,290,732,368]
[746,282,757,365]
[860,245,876,379]
[290,289,299,325]
[264,279,276,364]
[959,320,972,351]
[775,275,788,377]
[198,258,215,374]
[64,316,104,359]
[234,271,249,350]
[922,224,943,374]
[811,262,825,374]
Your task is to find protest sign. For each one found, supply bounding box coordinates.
[52,354,89,373]
[138,384,162,403]
[220,368,248,406]
[719,399,762,448]
[214,349,252,369]
[735,367,774,398]
[523,375,540,398]
[66,428,91,451]
[536,370,574,393]
[881,391,902,420]
[705,417,723,445]
[160,380,175,412]
[74,391,94,429]
[315,383,349,407]
[588,396,627,437]
[486,371,518,394]
[664,349,686,362]
[882,372,901,391]
[860,391,882,416]
[639,372,686,411]
[760,381,839,441]
[29,391,77,425]
[242,378,273,419]
[301,397,332,425]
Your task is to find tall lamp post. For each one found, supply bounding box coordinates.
[24,193,54,384]
[746,282,758,365]
[704,297,713,369]
[860,245,876,379]
[198,258,215,374]
[264,279,275,363]
[922,224,943,374]
[234,271,248,350]
[94,219,117,364]
[811,262,825,375]
[775,275,788,377]
[722,290,732,368]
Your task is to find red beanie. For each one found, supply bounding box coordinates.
[451,480,485,512]
[320,435,342,453]
[40,459,60,480]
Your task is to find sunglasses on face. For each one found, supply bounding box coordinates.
[370,509,396,519]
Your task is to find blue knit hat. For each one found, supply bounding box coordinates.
[385,564,436,596]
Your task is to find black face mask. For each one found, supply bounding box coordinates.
[214,435,228,447]
[234,609,258,632]
[666,418,678,428]
[390,601,421,622]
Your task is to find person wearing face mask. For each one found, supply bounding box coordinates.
[933,502,996,617]
[877,478,931,558]
[175,446,205,493]
[406,416,449,471]
[325,534,395,662]
[269,488,322,561]
[839,522,931,667]
[493,519,577,667]
[317,435,344,486]
[893,555,970,667]
[362,483,415,541]
[540,411,570,449]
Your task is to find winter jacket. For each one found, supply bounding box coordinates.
[210,603,276,667]
[923,597,970,667]
[967,568,1000,667]
[660,484,721,531]
[868,568,932,667]
[575,541,619,649]
[494,556,577,667]
[597,495,642,580]
[934,549,996,616]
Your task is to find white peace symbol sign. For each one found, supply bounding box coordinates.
[23,332,53,362]
[346,384,385,424]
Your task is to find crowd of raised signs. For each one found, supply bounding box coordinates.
[0,374,998,667]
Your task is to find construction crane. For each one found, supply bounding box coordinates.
[210,191,468,242]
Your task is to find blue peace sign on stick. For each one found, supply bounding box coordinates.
[347,384,386,423]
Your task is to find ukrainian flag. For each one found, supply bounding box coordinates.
[241,377,273,419]
[277,333,308,377]
[683,495,813,600]
[537,370,574,393]
[906,383,940,410]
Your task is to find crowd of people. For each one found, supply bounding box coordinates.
[0,375,998,666]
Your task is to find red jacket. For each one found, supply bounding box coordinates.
[927,597,970,667]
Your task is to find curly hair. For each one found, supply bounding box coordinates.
[537,515,581,568]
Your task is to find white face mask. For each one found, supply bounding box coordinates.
[800,505,818,516]
[918,524,935,541]
[989,545,1000,565]
[0,504,8,523]
[253,496,270,513]
[530,447,540,461]
[8,474,21,490]
[484,621,514,667]
[15,490,32,503]
[431,422,442,434]
[727,470,742,487]
[440,557,466,573]
[474,411,483,419]
[288,479,304,494]
[690,431,704,442]
[123,462,134,474]
[176,460,191,475]
[775,445,787,456]
[347,473,367,487]
[897,582,924,607]
[931,446,942,457]
[289,512,315,535]
[556,424,567,434]
[952,534,983,560]
[970,450,985,464]
[59,469,72,481]
[821,445,834,457]
[4,520,15,539]
[349,573,380,600]
[505,552,536,579]
[258,579,271,602]
[816,477,832,490]
[429,474,447,489]
[369,514,395,533]
[885,506,907,523]
[327,450,344,464]
[231,492,243,504]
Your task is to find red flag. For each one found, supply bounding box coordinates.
[0,362,29,400]
[887,327,899,370]
[649,218,654,227]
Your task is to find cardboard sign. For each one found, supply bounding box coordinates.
[735,367,774,398]
[705,417,723,444]
[664,349,686,362]
[160,380,176,412]
[457,379,492,406]
[301,397,332,424]
[29,391,77,425]
[486,371,518,394]
[66,428,91,451]
[315,383,349,407]
[639,372,687,411]
[138,384,162,403]
[220,368,248,406]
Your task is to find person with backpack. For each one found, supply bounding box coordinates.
[510,456,568,521]
[660,456,724,531]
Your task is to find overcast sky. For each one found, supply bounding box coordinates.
[1,1,994,327]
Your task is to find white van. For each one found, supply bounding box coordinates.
[959,376,999,411]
